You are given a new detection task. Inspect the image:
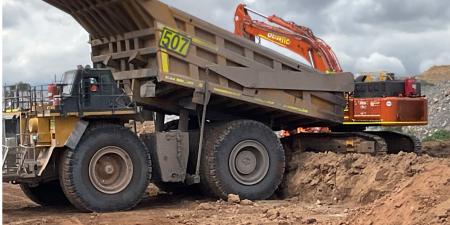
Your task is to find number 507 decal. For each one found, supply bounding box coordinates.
[159,27,192,56]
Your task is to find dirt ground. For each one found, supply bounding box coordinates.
[3,183,352,225]
[3,141,450,225]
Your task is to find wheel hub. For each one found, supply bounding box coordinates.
[235,150,257,175]
[89,146,133,194]
[229,140,270,186]
[104,164,114,174]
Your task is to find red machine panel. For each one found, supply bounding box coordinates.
[345,97,428,126]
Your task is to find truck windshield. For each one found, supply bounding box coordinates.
[62,70,77,95]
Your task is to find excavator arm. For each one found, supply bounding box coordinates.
[234,4,342,73]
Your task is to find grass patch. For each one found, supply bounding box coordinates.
[423,130,450,142]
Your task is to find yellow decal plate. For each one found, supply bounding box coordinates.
[159,27,192,56]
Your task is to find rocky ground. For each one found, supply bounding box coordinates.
[3,145,450,225]
[403,81,450,139]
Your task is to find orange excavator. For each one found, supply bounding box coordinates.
[234,4,427,154]
[234,4,427,131]
[234,4,342,74]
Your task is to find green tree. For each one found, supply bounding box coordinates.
[4,82,31,97]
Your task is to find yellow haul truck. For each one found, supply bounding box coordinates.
[2,0,421,212]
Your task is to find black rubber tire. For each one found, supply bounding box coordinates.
[163,120,180,131]
[200,120,285,200]
[59,123,151,212]
[20,180,70,206]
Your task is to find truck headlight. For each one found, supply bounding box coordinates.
[31,134,38,142]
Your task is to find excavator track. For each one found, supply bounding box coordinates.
[283,132,388,155]
[283,131,421,156]
[365,131,422,155]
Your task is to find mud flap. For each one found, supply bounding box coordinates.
[154,131,190,182]
[65,120,89,150]
[37,146,55,176]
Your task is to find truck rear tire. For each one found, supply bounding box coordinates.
[20,180,69,206]
[59,124,151,212]
[200,120,285,200]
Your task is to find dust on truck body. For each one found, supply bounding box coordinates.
[2,0,353,212]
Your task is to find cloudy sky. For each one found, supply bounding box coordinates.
[2,0,450,84]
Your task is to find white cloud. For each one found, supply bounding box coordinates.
[2,0,449,84]
[2,1,91,85]
[334,51,354,71]
[353,52,406,75]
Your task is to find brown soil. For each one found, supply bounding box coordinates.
[3,143,450,225]
[282,151,450,225]
[2,183,350,225]
[422,141,450,158]
[417,65,450,84]
[128,121,155,134]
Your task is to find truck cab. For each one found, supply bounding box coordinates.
[2,67,137,184]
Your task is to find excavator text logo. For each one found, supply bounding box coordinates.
[266,33,291,46]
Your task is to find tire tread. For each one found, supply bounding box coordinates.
[200,120,285,200]
[59,123,151,212]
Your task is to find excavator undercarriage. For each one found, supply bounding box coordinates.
[283,131,421,156]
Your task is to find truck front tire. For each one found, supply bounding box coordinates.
[200,120,285,200]
[59,124,151,212]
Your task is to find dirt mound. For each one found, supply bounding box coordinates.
[281,152,429,204]
[423,141,450,158]
[281,151,450,225]
[346,160,450,225]
[417,65,450,84]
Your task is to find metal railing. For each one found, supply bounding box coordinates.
[2,82,136,115]
[2,84,52,113]
[2,133,37,177]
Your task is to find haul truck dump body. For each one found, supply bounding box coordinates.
[44,0,354,130]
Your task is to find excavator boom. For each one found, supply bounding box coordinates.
[234,4,342,73]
